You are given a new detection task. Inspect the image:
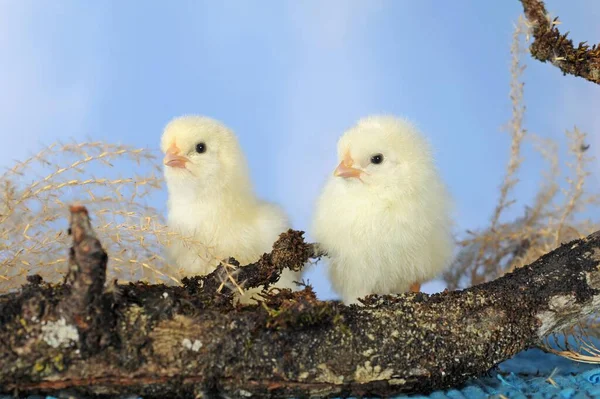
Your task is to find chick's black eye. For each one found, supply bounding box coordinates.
[195,142,206,154]
[371,154,384,164]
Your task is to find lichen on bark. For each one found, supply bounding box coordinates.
[1,206,600,398]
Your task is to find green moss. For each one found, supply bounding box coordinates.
[333,313,352,337]
[260,288,341,330]
[52,353,65,372]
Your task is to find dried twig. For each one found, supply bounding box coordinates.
[520,0,600,85]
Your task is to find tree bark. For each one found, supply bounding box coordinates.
[1,206,600,399]
[520,0,600,85]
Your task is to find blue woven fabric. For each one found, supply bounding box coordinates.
[4,349,600,399]
[396,349,600,399]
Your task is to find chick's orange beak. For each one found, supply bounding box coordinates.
[334,154,362,178]
[163,142,189,169]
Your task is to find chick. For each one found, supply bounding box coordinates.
[161,115,301,303]
[311,115,454,305]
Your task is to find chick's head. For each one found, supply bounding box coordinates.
[161,115,250,194]
[333,115,436,194]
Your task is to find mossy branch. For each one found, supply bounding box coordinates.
[1,206,600,398]
[520,0,600,85]
[190,231,324,308]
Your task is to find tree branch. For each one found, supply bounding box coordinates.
[1,206,600,398]
[191,233,324,308]
[520,0,600,85]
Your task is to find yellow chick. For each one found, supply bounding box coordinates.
[311,115,454,305]
[161,115,301,304]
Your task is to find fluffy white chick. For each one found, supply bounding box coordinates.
[161,115,301,304]
[311,115,454,305]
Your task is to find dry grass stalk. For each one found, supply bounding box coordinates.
[444,15,600,363]
[0,140,246,294]
[543,325,600,364]
[444,16,599,290]
[472,16,528,283]
[444,17,531,289]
